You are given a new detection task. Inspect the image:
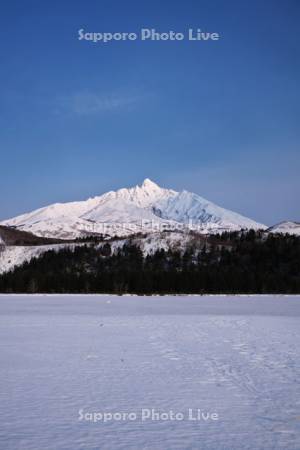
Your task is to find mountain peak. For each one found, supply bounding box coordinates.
[141,178,160,190]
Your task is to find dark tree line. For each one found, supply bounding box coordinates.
[0,231,300,294]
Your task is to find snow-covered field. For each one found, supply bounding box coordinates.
[0,295,299,450]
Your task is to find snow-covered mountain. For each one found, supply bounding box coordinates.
[267,221,300,236]
[1,179,266,239]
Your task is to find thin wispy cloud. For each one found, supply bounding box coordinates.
[55,91,141,116]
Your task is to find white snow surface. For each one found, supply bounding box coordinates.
[1,179,266,239]
[268,221,300,236]
[0,295,299,450]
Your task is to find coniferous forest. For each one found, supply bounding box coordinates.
[0,231,300,294]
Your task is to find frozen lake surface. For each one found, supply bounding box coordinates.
[0,295,300,450]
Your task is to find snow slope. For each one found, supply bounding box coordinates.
[0,244,84,274]
[267,221,300,236]
[154,190,263,231]
[0,232,208,274]
[97,231,207,257]
[1,179,266,239]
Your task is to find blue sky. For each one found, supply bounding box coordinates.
[0,0,299,225]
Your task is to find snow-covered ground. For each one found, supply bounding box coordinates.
[0,295,299,450]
